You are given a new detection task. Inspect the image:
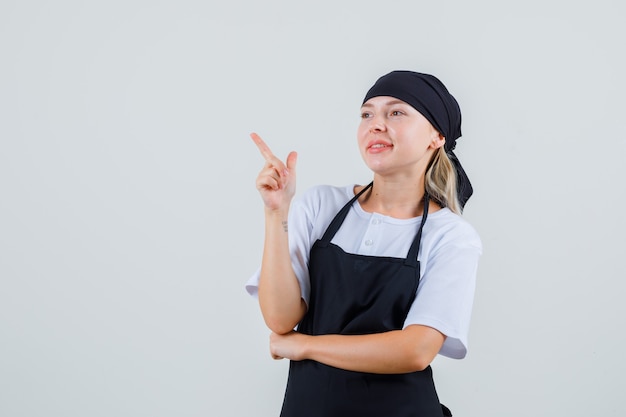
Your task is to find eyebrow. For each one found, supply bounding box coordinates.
[361,99,409,108]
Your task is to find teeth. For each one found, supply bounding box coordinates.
[371,144,388,148]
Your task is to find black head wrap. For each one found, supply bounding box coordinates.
[363,70,473,209]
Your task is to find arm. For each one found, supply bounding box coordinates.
[252,133,307,334]
[258,207,307,334]
[270,325,445,374]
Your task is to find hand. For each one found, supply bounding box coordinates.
[269,331,308,361]
[251,133,298,211]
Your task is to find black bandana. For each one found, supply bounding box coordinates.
[363,70,473,208]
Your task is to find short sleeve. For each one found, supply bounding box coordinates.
[403,222,482,359]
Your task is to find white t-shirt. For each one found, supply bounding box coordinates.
[246,184,482,359]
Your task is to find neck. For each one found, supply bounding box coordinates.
[358,175,433,219]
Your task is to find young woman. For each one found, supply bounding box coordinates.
[246,71,482,417]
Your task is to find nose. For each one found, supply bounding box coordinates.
[369,114,386,132]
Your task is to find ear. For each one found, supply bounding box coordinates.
[430,132,445,150]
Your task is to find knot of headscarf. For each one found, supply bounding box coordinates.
[362,70,473,209]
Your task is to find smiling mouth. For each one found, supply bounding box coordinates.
[369,143,392,149]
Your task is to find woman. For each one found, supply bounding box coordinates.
[246,70,482,417]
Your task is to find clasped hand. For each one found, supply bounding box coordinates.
[269,331,308,361]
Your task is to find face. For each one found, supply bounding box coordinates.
[358,96,445,178]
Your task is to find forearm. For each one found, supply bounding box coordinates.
[272,326,445,374]
[306,331,435,373]
[258,208,306,334]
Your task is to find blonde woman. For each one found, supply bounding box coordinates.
[247,71,482,417]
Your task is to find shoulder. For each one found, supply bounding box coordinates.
[287,184,359,253]
[288,184,357,231]
[293,184,355,213]
[424,208,482,253]
[297,184,354,203]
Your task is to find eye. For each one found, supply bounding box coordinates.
[390,110,404,116]
[360,111,372,119]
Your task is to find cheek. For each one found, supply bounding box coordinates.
[356,124,369,142]
[356,127,369,157]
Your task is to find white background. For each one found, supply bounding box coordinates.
[1,1,624,416]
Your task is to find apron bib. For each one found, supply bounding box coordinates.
[280,183,446,417]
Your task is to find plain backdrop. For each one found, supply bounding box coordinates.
[1,1,625,416]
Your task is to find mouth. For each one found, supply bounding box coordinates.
[367,141,393,153]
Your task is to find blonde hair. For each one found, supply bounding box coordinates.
[425,147,461,215]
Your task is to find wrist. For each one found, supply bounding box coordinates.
[299,333,313,361]
[264,206,290,221]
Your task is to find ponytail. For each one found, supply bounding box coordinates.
[425,147,461,215]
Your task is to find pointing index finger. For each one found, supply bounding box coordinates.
[250,132,275,162]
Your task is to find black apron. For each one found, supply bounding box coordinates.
[280,183,449,417]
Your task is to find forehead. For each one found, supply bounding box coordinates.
[361,96,411,108]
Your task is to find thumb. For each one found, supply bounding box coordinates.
[286,151,298,173]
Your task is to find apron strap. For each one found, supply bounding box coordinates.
[319,182,373,245]
[319,182,429,269]
[404,193,429,267]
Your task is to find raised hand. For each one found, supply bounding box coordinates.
[251,132,297,211]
